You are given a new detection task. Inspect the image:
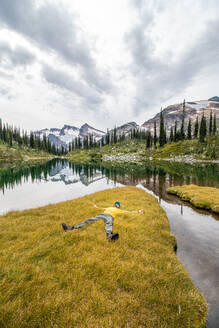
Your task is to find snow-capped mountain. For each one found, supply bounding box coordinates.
[34,122,142,148]
[34,123,105,148]
[142,97,219,134]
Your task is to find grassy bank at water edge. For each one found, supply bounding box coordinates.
[167,184,219,214]
[0,187,207,327]
[0,141,55,161]
[145,136,219,161]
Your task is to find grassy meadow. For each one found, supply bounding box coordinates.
[0,187,207,327]
[66,136,219,164]
[167,184,219,214]
[145,136,219,160]
[0,140,54,161]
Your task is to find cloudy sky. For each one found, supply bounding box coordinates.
[0,0,219,132]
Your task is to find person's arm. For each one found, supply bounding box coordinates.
[93,204,105,210]
[122,209,145,214]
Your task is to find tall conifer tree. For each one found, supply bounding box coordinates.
[213,112,217,135]
[170,126,174,142]
[159,108,165,147]
[187,118,192,140]
[209,109,213,136]
[154,121,157,148]
[194,117,199,139]
[174,121,177,141]
[180,99,185,140]
[199,112,207,142]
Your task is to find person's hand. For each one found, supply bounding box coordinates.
[138,209,145,214]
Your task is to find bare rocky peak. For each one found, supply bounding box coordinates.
[208,96,219,102]
[142,98,219,134]
[79,123,105,137]
[109,122,139,136]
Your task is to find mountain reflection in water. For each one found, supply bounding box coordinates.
[1,158,219,200]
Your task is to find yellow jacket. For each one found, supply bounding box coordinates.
[103,207,126,219]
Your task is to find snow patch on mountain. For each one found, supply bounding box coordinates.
[34,123,105,148]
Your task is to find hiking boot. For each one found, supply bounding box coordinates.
[62,222,74,231]
[107,232,119,241]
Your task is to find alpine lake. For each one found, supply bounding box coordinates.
[0,158,219,328]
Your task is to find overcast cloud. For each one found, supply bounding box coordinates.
[0,0,219,130]
[0,41,36,68]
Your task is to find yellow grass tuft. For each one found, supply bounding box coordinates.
[167,184,219,214]
[0,187,207,327]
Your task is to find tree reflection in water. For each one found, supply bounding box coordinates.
[1,159,219,201]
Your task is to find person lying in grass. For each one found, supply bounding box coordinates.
[62,201,145,241]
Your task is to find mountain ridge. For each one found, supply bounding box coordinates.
[142,97,219,134]
[34,97,218,148]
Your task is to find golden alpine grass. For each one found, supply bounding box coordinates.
[167,184,219,214]
[0,186,207,327]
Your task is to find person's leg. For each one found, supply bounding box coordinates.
[62,215,102,232]
[62,214,119,240]
[95,214,119,240]
[74,216,100,229]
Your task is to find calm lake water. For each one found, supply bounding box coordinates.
[0,159,219,327]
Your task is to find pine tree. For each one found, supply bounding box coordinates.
[146,131,151,149]
[199,112,207,143]
[213,112,217,136]
[154,121,157,148]
[187,118,192,140]
[209,109,213,136]
[0,118,2,140]
[170,126,174,142]
[89,135,93,148]
[106,129,110,145]
[42,134,47,150]
[8,130,13,147]
[2,124,7,142]
[29,131,34,148]
[75,138,78,149]
[51,144,55,154]
[159,108,165,147]
[180,99,185,140]
[174,121,178,142]
[78,137,81,149]
[113,127,117,144]
[194,117,199,139]
[84,136,88,149]
[164,127,167,144]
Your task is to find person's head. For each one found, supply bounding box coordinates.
[114,201,120,208]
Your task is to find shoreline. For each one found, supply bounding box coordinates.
[167,185,219,215]
[0,187,207,327]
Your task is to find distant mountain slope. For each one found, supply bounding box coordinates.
[142,98,219,134]
[208,96,219,102]
[79,123,105,138]
[115,122,139,135]
[34,122,141,148]
[34,123,105,148]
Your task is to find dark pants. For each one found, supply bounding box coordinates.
[74,213,113,235]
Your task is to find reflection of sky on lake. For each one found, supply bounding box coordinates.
[139,184,219,328]
[0,165,123,215]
